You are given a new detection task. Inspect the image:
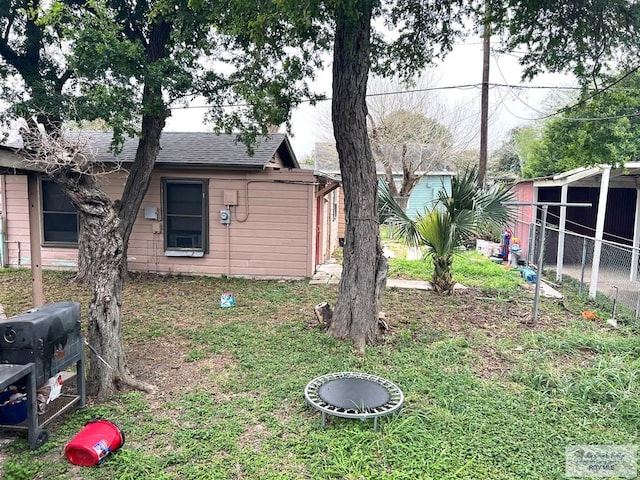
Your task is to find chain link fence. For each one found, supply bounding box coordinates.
[529,222,640,312]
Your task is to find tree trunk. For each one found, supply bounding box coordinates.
[50,170,155,399]
[118,106,168,263]
[66,19,171,398]
[118,19,171,252]
[328,0,387,354]
[394,195,409,210]
[86,21,170,397]
[6,4,169,399]
[75,220,91,283]
[369,124,399,199]
[432,253,454,295]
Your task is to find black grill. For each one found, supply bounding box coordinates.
[0,302,83,387]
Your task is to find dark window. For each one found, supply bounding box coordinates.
[163,178,208,253]
[41,179,78,245]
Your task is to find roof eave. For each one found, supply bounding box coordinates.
[276,135,299,168]
[0,146,44,173]
[108,160,267,171]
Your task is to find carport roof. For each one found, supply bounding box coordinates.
[533,163,640,189]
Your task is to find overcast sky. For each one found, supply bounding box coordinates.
[165,38,576,160]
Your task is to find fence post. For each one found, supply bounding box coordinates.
[589,166,611,299]
[529,221,537,265]
[556,184,568,282]
[531,205,548,325]
[579,237,587,296]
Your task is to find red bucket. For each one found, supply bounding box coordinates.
[64,419,125,466]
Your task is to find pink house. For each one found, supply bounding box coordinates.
[510,179,536,261]
[0,132,340,279]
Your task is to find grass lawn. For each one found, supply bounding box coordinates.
[0,253,638,479]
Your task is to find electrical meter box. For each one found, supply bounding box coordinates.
[220,209,231,224]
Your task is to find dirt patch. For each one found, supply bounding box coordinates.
[125,339,236,413]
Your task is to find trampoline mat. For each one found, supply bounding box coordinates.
[317,378,391,410]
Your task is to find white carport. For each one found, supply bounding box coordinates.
[533,163,640,299]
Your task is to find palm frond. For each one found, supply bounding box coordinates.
[474,182,516,227]
[451,208,477,244]
[438,165,477,219]
[377,179,422,248]
[414,210,454,258]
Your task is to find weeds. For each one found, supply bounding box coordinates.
[0,266,637,479]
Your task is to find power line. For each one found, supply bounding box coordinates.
[170,74,640,124]
[524,65,640,122]
[168,82,583,111]
[492,50,549,116]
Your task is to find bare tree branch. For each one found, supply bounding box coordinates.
[366,73,484,207]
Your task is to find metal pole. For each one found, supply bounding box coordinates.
[610,286,619,323]
[579,237,587,296]
[531,205,548,325]
[503,201,591,324]
[479,1,490,188]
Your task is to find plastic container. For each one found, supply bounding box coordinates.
[65,419,125,466]
[520,267,537,283]
[220,292,235,308]
[0,387,27,425]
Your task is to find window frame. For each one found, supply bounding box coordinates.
[40,177,79,247]
[162,177,209,256]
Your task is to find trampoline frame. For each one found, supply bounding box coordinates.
[304,372,404,430]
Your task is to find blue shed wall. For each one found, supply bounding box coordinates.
[406,175,452,219]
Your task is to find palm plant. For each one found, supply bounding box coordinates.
[378,166,515,294]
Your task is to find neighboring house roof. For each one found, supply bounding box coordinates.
[3,131,299,171]
[315,141,390,174]
[313,141,453,177]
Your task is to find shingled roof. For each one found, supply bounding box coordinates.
[10,131,298,170]
[313,142,398,175]
[93,131,299,169]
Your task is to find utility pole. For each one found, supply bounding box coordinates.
[479,2,490,188]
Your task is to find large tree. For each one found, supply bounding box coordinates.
[320,0,640,349]
[328,1,380,350]
[502,0,640,84]
[519,70,640,178]
[489,127,523,179]
[0,0,319,398]
[325,0,465,351]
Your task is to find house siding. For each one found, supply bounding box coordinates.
[4,175,31,266]
[512,181,535,260]
[338,188,345,241]
[2,168,317,279]
[316,187,341,265]
[406,175,452,218]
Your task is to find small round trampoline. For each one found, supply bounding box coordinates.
[304,372,404,430]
